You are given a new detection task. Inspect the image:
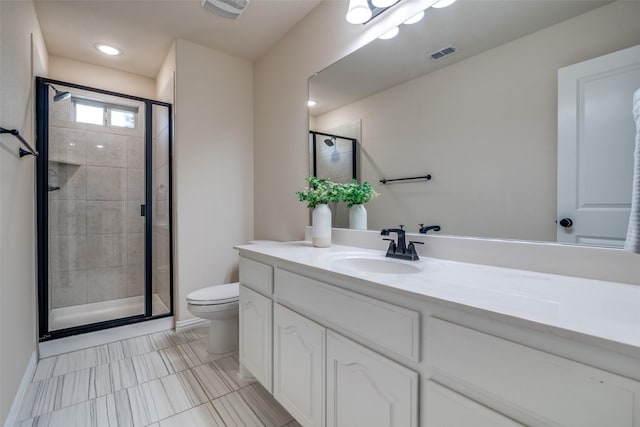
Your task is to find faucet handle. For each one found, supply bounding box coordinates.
[406,241,423,260]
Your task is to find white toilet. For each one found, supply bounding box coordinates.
[186,240,277,353]
[187,282,239,353]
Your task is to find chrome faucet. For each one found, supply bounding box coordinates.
[381,225,423,261]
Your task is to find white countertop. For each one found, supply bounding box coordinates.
[236,241,640,354]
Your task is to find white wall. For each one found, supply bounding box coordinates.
[314,1,640,242]
[48,56,156,100]
[0,1,47,422]
[173,39,253,322]
[254,0,435,240]
[156,42,175,104]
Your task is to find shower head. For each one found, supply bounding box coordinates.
[324,137,335,147]
[49,84,71,102]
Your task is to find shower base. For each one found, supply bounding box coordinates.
[49,294,169,331]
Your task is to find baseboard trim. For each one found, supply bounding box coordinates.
[39,316,174,358]
[4,351,37,427]
[175,317,209,332]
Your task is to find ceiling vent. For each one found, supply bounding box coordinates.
[201,0,249,19]
[429,45,457,60]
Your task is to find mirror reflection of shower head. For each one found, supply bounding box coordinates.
[48,84,71,102]
[324,137,335,147]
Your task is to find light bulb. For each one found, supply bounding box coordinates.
[307,100,317,107]
[403,10,424,25]
[372,0,397,7]
[346,0,372,24]
[378,26,399,40]
[432,0,457,9]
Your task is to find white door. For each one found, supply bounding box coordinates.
[273,304,325,427]
[239,285,272,391]
[326,331,418,427]
[557,44,640,247]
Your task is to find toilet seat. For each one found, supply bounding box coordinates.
[187,282,239,305]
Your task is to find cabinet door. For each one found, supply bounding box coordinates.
[274,304,325,427]
[327,331,418,427]
[239,285,272,391]
[425,381,524,427]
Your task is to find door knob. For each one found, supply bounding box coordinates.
[559,218,573,228]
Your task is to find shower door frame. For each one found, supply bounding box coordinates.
[35,77,174,341]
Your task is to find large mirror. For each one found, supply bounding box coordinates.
[309,0,640,248]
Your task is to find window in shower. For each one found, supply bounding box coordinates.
[36,78,173,340]
[73,98,138,129]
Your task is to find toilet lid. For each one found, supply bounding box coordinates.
[187,282,239,305]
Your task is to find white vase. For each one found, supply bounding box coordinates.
[349,204,367,230]
[312,204,332,247]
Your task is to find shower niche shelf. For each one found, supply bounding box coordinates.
[49,158,82,166]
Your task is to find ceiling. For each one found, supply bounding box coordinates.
[34,0,323,78]
[309,0,610,115]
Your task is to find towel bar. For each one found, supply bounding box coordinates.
[0,127,38,157]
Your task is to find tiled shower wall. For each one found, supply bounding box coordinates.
[48,87,146,310]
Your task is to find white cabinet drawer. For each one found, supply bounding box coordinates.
[275,268,420,362]
[239,256,273,295]
[425,381,524,427]
[429,318,640,427]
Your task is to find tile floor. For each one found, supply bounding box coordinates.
[14,327,299,427]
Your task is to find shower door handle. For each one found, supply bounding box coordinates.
[140,204,146,217]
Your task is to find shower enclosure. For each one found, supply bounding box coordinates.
[35,78,173,340]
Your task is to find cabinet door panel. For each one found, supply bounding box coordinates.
[425,381,524,427]
[239,285,272,391]
[327,331,418,427]
[274,304,325,427]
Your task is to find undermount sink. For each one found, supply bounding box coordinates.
[330,255,424,275]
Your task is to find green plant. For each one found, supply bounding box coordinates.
[340,179,380,208]
[296,177,341,208]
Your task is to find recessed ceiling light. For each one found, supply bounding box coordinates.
[403,10,425,25]
[95,43,122,56]
[307,100,317,107]
[379,26,399,40]
[432,0,457,9]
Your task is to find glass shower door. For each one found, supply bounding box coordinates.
[45,82,147,332]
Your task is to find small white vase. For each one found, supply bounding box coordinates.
[312,204,332,247]
[349,204,367,230]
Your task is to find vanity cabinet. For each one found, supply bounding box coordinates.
[327,331,418,427]
[237,252,640,427]
[274,303,325,427]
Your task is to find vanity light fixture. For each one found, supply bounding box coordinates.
[94,43,122,56]
[403,10,425,24]
[378,26,399,39]
[432,0,457,9]
[346,0,373,24]
[307,100,317,107]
